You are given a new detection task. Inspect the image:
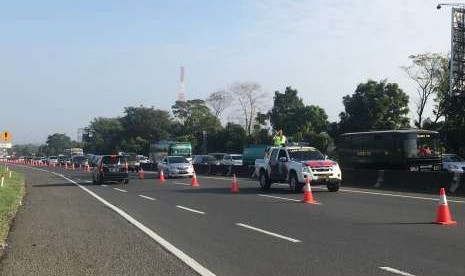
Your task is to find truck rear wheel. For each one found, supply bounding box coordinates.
[289,173,303,193]
[259,172,271,190]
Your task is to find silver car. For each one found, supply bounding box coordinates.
[221,154,243,166]
[442,154,465,173]
[157,156,194,178]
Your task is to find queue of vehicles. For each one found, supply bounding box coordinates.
[5,131,465,192]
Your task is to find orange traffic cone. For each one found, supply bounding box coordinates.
[138,168,145,179]
[231,174,239,193]
[435,188,457,225]
[302,177,317,204]
[191,171,200,187]
[159,170,166,183]
[86,164,91,172]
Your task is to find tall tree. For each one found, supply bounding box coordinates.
[339,80,410,132]
[206,90,231,119]
[119,106,173,153]
[229,82,267,136]
[269,87,329,137]
[402,53,448,128]
[46,133,72,155]
[85,117,123,154]
[172,99,222,152]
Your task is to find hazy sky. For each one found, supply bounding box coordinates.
[0,0,451,144]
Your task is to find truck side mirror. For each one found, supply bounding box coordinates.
[324,155,328,160]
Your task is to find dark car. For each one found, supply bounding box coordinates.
[208,153,227,162]
[92,155,129,184]
[192,155,220,165]
[58,155,71,166]
[72,155,89,168]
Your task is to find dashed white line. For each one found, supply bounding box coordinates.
[258,194,301,202]
[173,182,191,186]
[176,205,206,215]
[113,188,127,193]
[379,266,416,276]
[333,188,465,204]
[139,195,156,201]
[83,180,92,183]
[236,223,301,243]
[101,184,107,187]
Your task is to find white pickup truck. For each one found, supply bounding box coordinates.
[255,146,342,192]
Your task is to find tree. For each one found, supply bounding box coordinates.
[206,90,231,119]
[172,99,222,153]
[119,106,173,153]
[85,117,123,154]
[339,80,410,132]
[402,53,448,128]
[45,133,72,155]
[229,82,267,136]
[269,87,329,138]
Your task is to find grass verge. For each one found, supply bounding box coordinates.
[0,165,25,248]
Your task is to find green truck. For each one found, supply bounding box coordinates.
[149,141,193,166]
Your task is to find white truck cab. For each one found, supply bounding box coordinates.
[255,146,342,192]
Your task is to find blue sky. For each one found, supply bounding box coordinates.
[0,0,451,144]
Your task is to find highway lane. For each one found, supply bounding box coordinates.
[19,165,465,275]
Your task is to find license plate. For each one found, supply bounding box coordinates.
[110,168,119,172]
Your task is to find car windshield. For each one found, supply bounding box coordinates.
[443,155,465,162]
[102,156,126,164]
[73,156,87,161]
[288,149,324,161]
[168,157,188,164]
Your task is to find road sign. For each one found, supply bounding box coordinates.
[1,131,11,142]
[0,143,12,149]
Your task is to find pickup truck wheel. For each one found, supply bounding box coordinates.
[289,173,303,193]
[327,182,340,192]
[259,172,271,190]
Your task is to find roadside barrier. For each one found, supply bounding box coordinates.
[159,170,166,183]
[302,177,316,204]
[230,174,239,193]
[191,171,200,187]
[138,168,145,179]
[435,188,457,225]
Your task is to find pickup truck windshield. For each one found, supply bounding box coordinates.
[288,149,324,161]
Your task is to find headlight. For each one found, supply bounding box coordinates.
[302,165,311,173]
[448,164,459,169]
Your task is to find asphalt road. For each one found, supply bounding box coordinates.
[4,165,465,276]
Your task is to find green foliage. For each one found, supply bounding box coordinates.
[85,117,124,154]
[338,80,410,133]
[269,86,329,139]
[10,144,40,156]
[208,123,248,153]
[45,133,72,155]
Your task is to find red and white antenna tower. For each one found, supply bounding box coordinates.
[177,66,186,102]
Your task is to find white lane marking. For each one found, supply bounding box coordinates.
[236,223,301,243]
[176,205,206,215]
[276,183,289,187]
[113,188,127,193]
[379,266,416,276]
[83,180,92,183]
[173,182,191,186]
[48,171,216,276]
[322,187,465,204]
[258,194,301,202]
[139,195,156,201]
[101,184,108,187]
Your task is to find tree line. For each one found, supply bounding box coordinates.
[13,52,465,157]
